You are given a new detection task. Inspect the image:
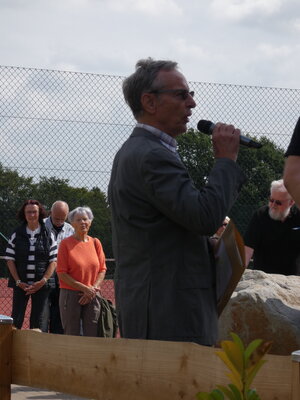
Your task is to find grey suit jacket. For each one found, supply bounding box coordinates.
[108,127,246,345]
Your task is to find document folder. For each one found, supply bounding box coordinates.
[214,220,246,316]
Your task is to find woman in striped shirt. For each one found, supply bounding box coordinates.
[5,199,57,330]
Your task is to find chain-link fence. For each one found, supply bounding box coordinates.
[1,65,299,191]
[0,275,115,329]
[1,65,299,327]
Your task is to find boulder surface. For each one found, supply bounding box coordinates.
[218,269,300,355]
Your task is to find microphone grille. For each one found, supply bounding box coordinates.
[197,120,213,135]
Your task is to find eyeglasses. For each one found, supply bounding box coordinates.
[269,197,289,206]
[149,89,195,100]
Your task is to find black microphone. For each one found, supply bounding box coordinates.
[197,120,262,149]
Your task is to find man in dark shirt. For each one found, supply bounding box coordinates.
[284,117,300,207]
[244,179,300,275]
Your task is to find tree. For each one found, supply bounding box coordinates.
[32,177,73,210]
[176,129,214,187]
[0,163,36,233]
[177,129,285,235]
[0,166,113,277]
[33,177,113,257]
[0,163,36,276]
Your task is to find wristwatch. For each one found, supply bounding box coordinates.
[16,280,21,286]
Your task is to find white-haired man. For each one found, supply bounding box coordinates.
[43,200,74,333]
[244,179,300,275]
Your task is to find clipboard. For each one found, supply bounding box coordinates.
[214,219,246,316]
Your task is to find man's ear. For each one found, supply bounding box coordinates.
[141,93,157,115]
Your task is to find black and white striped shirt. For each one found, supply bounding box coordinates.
[5,226,57,284]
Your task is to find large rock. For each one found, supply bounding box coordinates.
[218,269,300,355]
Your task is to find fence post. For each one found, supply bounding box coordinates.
[0,315,13,400]
[291,350,300,400]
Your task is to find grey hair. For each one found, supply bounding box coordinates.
[122,57,178,119]
[270,179,292,199]
[68,206,94,223]
[51,200,69,212]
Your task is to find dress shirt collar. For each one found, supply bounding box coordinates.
[136,123,178,153]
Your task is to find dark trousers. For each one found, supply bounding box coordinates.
[41,287,64,334]
[11,286,51,330]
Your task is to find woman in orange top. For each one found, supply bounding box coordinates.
[57,206,106,336]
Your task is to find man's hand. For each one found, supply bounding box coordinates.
[212,123,241,161]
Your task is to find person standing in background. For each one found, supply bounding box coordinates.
[244,179,300,275]
[43,200,74,333]
[5,199,57,330]
[57,206,106,337]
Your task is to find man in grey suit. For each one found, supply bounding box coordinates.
[108,58,246,345]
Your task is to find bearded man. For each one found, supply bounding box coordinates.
[244,179,300,275]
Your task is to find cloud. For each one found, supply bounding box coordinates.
[257,43,292,58]
[173,38,206,61]
[210,0,283,21]
[0,0,300,89]
[108,0,182,17]
[292,18,300,31]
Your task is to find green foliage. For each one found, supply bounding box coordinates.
[0,129,285,277]
[177,129,285,235]
[0,163,112,277]
[177,129,214,187]
[196,333,272,400]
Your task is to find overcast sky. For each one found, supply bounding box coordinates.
[1,0,300,89]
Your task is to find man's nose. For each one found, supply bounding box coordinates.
[188,96,196,108]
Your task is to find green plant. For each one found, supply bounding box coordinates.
[196,333,272,400]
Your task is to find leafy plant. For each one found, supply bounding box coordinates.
[177,130,285,236]
[196,333,272,400]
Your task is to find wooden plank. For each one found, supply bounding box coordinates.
[0,316,13,400]
[252,353,292,400]
[11,330,292,400]
[291,351,300,400]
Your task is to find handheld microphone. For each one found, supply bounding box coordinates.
[197,120,262,149]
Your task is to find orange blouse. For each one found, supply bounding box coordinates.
[57,235,106,290]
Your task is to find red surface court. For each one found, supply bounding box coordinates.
[0,278,115,329]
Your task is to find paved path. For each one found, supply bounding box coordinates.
[11,385,89,399]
